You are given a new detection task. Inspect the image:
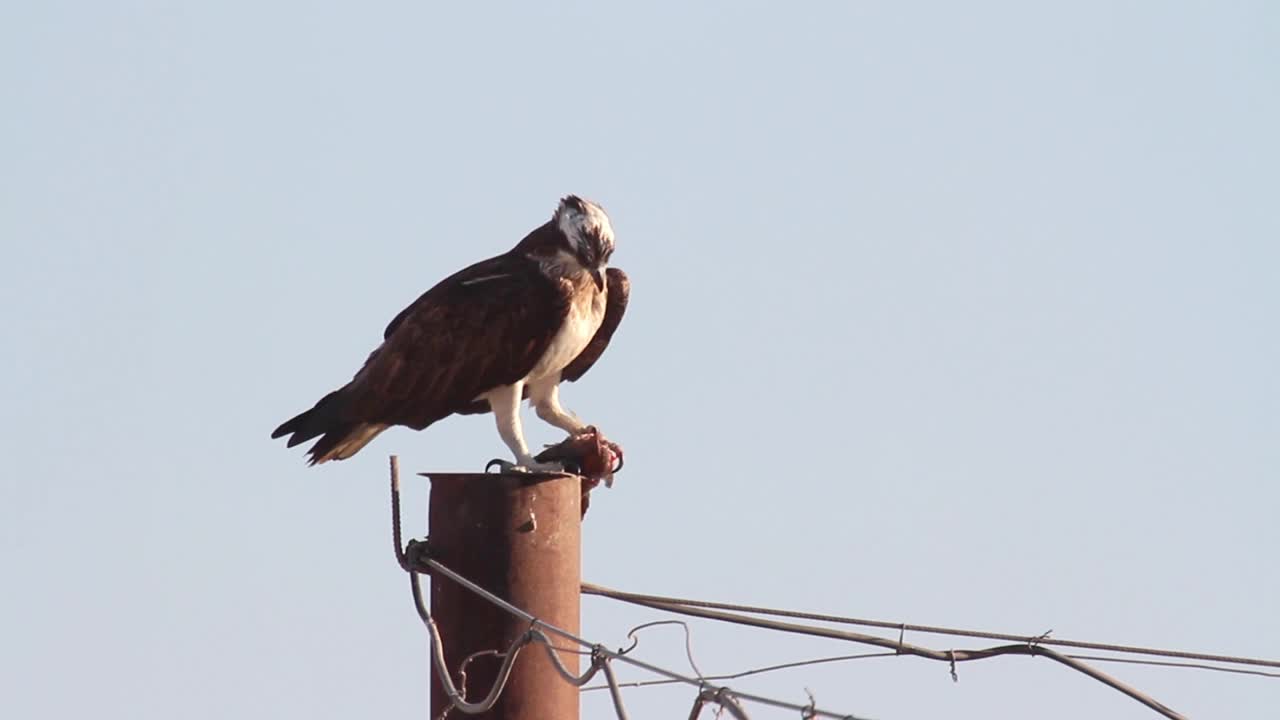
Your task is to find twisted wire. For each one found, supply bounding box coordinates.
[586,582,1187,720]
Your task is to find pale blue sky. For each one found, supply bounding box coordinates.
[2,2,1277,718]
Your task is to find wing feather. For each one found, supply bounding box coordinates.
[346,253,569,430]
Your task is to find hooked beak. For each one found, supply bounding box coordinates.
[590,267,605,291]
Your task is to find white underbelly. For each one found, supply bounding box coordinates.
[524,293,605,381]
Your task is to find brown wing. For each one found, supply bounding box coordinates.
[561,267,629,383]
[450,266,629,416]
[345,252,570,430]
[271,250,571,464]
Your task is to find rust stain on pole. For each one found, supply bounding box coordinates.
[425,472,582,720]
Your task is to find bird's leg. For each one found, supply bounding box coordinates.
[488,382,564,473]
[527,378,589,436]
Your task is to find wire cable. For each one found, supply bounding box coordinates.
[583,647,1280,696]
[420,549,872,720]
[582,583,1280,671]
[389,457,872,720]
[392,458,1229,720]
[622,620,706,679]
[1067,655,1280,679]
[584,652,898,692]
[586,582,1187,720]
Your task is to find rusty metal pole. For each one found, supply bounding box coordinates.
[424,472,582,720]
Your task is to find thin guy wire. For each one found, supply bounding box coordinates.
[599,655,632,720]
[582,582,1280,671]
[583,652,898,692]
[623,620,706,679]
[589,585,1186,720]
[584,649,1279,694]
[1068,655,1280,679]
[389,457,869,720]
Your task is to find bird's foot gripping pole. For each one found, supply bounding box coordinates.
[485,458,567,474]
[484,426,625,517]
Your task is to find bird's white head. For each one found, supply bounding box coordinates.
[555,195,615,272]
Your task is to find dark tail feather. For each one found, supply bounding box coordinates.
[271,390,343,445]
[272,390,388,465]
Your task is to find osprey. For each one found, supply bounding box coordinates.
[272,195,629,471]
